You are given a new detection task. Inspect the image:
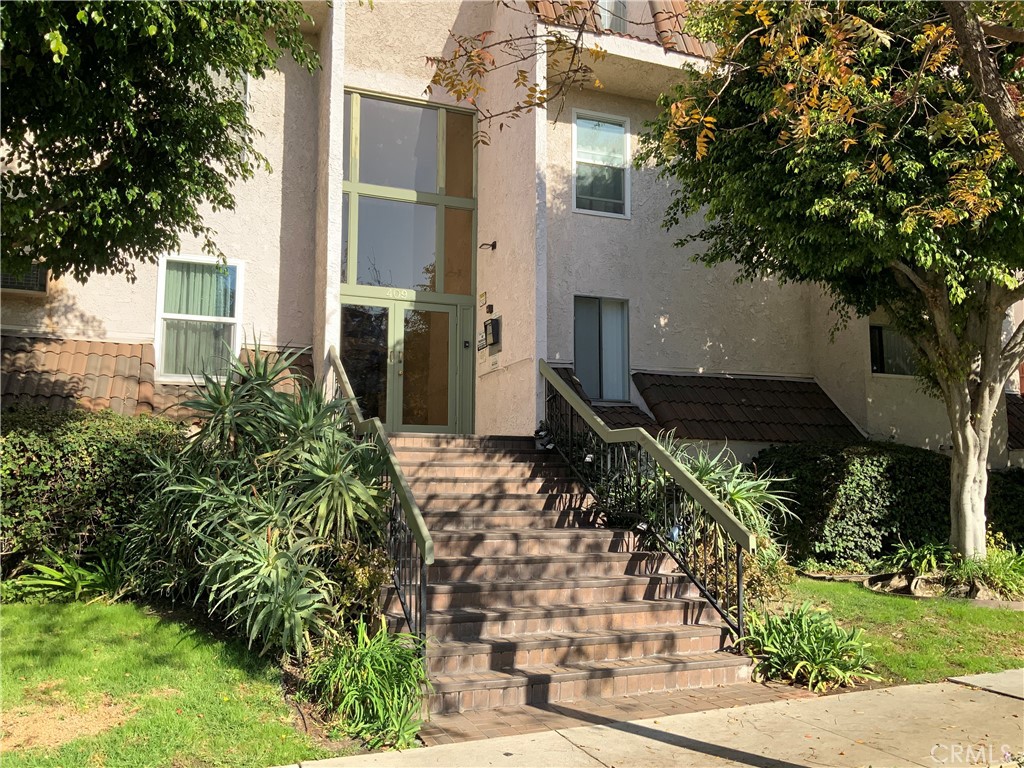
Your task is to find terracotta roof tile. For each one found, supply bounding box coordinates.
[531,0,712,56]
[1007,393,1024,451]
[633,371,861,444]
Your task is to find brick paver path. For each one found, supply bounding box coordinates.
[419,682,813,745]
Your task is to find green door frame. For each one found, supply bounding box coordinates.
[341,298,471,434]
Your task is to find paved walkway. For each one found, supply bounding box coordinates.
[419,683,812,745]
[281,669,1024,768]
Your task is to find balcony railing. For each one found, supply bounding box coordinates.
[327,346,433,642]
[539,360,755,639]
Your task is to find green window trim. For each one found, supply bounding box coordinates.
[342,90,478,302]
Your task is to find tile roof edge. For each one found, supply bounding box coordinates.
[535,20,710,59]
[632,369,818,383]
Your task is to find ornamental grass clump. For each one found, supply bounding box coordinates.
[742,602,881,692]
[303,618,431,750]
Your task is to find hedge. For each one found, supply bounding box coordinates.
[753,441,1024,566]
[1,407,183,577]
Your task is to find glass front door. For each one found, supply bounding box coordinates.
[341,300,461,432]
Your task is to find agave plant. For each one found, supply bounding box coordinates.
[128,345,389,659]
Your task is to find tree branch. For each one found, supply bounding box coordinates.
[981,20,1024,44]
[943,0,1024,174]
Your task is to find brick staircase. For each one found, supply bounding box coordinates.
[387,433,751,715]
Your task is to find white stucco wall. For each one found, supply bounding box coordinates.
[544,87,814,386]
[1,48,320,352]
[472,3,547,436]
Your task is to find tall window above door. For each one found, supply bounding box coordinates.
[574,296,629,401]
[573,111,629,218]
[342,92,476,297]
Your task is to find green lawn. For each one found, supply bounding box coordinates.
[791,577,1024,684]
[0,602,337,767]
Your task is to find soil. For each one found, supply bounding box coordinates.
[280,661,367,756]
[0,691,135,753]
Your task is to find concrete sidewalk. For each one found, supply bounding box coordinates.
[282,670,1024,768]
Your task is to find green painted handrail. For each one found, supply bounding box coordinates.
[539,359,756,553]
[328,346,434,564]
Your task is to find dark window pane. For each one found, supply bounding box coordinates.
[443,207,473,295]
[576,163,625,214]
[357,198,437,291]
[445,111,474,198]
[359,97,437,192]
[574,297,601,399]
[342,305,389,422]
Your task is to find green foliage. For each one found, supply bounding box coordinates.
[1,1,318,281]
[658,437,798,605]
[0,407,183,578]
[881,540,952,577]
[18,546,128,604]
[129,347,389,660]
[945,535,1024,600]
[637,0,1024,558]
[303,618,430,750]
[638,1,1024,334]
[742,602,881,692]
[755,442,1024,566]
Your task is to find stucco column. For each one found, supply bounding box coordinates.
[313,5,346,381]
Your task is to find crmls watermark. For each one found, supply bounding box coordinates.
[930,742,1018,765]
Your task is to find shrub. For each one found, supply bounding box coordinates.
[129,347,389,659]
[18,545,128,603]
[303,618,430,750]
[0,407,183,577]
[742,602,881,691]
[880,540,952,577]
[754,442,1024,566]
[660,439,798,605]
[945,535,1024,600]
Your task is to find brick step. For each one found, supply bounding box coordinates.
[392,447,555,464]
[428,652,752,713]
[421,509,605,531]
[429,551,672,581]
[389,434,536,450]
[427,626,729,676]
[416,492,593,513]
[413,598,715,641]
[409,476,584,495]
[399,461,571,480]
[386,575,699,612]
[430,528,636,558]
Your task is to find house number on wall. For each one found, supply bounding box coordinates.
[384,288,413,300]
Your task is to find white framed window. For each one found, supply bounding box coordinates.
[869,325,916,376]
[572,110,630,218]
[155,255,244,380]
[574,296,630,401]
[596,0,627,33]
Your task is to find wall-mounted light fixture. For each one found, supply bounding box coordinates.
[484,317,501,347]
[479,240,498,252]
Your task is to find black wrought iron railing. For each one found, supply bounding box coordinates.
[539,360,756,639]
[328,346,433,642]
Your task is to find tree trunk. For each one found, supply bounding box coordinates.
[945,387,997,558]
